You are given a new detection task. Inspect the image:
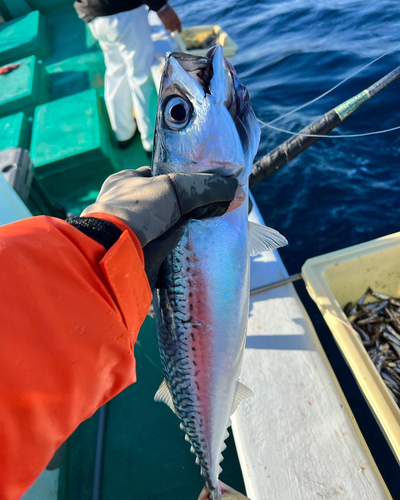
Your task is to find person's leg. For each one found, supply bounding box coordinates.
[113,7,157,152]
[89,17,137,142]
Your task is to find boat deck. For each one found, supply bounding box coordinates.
[232,201,391,499]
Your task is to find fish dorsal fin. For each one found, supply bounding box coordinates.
[210,45,227,104]
[230,381,254,416]
[248,221,288,256]
[169,56,205,104]
[154,379,177,414]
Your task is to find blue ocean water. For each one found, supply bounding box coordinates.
[173,0,400,494]
[174,0,400,273]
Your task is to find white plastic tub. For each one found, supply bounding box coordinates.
[302,232,400,464]
[172,25,238,60]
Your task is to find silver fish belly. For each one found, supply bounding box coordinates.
[154,201,249,494]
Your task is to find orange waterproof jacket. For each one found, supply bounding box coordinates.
[0,215,152,500]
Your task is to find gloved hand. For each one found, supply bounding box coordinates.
[82,167,238,289]
[157,4,182,32]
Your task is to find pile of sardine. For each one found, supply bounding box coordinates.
[343,288,400,406]
[186,33,218,50]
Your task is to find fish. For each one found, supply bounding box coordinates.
[344,288,400,407]
[151,45,287,500]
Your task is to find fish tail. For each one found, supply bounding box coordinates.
[198,481,250,500]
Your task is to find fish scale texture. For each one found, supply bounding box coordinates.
[154,231,215,488]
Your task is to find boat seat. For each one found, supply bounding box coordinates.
[29,89,120,214]
[0,56,48,119]
[0,112,30,150]
[0,11,49,66]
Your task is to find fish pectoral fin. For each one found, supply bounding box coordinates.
[154,379,177,415]
[248,221,288,256]
[231,381,254,416]
[152,161,180,175]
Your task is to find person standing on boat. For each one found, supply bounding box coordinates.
[74,0,182,154]
[0,168,239,500]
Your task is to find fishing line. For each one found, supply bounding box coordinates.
[260,40,400,126]
[257,121,400,138]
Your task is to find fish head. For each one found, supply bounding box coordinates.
[153,45,260,186]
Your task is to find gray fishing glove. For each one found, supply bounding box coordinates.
[82,167,238,289]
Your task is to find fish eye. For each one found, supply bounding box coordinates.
[164,96,191,130]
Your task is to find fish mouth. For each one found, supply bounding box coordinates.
[208,170,247,188]
[153,161,247,186]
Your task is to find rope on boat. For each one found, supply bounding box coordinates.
[250,65,400,188]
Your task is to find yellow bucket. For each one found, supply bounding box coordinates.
[302,232,400,463]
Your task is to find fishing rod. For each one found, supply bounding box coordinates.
[249,65,400,189]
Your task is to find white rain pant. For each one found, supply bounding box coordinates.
[89,6,156,151]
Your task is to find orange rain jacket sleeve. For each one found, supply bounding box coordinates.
[0,214,152,500]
